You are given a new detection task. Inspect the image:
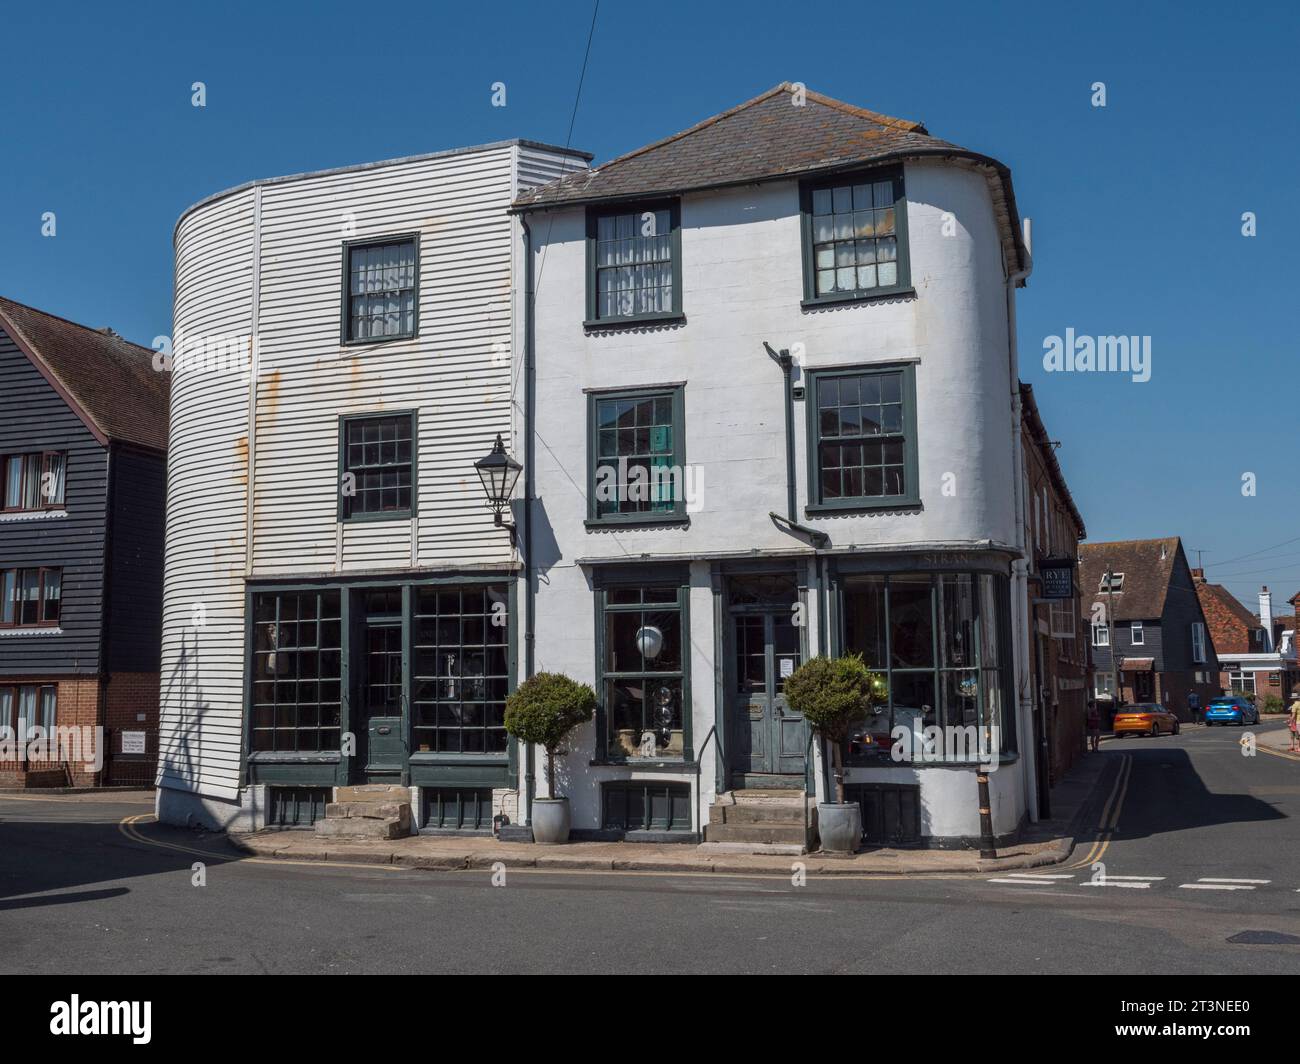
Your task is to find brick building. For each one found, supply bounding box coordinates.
[1019,384,1087,791]
[1194,575,1298,703]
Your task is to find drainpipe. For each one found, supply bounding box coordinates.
[1006,230,1036,832]
[521,214,537,825]
[764,343,797,523]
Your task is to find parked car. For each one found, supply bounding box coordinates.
[1204,696,1260,726]
[1113,702,1181,737]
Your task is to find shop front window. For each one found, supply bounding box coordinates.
[250,590,343,752]
[841,571,1012,763]
[600,584,686,760]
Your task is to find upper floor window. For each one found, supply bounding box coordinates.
[588,387,686,523]
[2,451,65,511]
[1099,571,1124,593]
[343,236,418,343]
[586,203,681,325]
[1092,621,1110,647]
[339,413,415,521]
[1191,621,1207,663]
[807,365,918,511]
[0,566,62,627]
[1130,621,1144,645]
[802,168,909,304]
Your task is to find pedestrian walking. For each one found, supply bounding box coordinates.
[1188,691,1201,727]
[1087,699,1102,753]
[1289,693,1300,753]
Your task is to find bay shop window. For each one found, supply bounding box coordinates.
[840,571,1013,764]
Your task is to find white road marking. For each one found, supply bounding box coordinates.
[1097,875,1165,881]
[1080,881,1151,888]
[988,877,1064,885]
[1196,878,1270,885]
[1179,883,1256,891]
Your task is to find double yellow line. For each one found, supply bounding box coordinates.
[1068,753,1131,869]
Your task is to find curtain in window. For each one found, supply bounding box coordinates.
[1,571,14,624]
[42,570,61,623]
[18,570,39,625]
[43,453,65,505]
[17,686,36,739]
[0,688,12,738]
[38,687,55,730]
[3,458,19,508]
[20,454,41,509]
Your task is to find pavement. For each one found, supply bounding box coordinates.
[3,720,1299,973]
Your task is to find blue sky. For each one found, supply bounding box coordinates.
[2,0,1296,608]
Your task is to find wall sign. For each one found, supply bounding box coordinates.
[1039,559,1075,600]
[121,731,147,755]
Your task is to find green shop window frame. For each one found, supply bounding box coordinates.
[336,410,418,524]
[805,363,920,513]
[799,166,912,307]
[240,574,519,794]
[586,385,688,526]
[591,567,693,766]
[584,199,683,328]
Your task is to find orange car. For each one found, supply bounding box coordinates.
[1112,702,1181,737]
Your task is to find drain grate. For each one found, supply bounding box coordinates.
[1226,930,1300,945]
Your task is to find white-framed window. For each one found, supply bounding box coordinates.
[1130,621,1144,645]
[1050,600,1076,639]
[1095,673,1117,699]
[1092,621,1110,647]
[1191,622,1207,664]
[1229,670,1255,695]
[1099,572,1125,593]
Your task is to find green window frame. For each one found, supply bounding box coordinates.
[585,201,682,326]
[587,386,687,525]
[806,363,919,512]
[250,590,344,753]
[839,571,1015,763]
[800,167,911,306]
[337,411,417,522]
[412,585,510,755]
[595,580,691,763]
[340,234,419,344]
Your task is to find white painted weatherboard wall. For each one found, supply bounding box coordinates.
[158,141,586,824]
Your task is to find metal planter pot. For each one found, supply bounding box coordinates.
[817,802,862,854]
[531,798,572,845]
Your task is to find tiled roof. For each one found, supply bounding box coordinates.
[0,296,169,452]
[514,83,1028,276]
[1078,537,1184,621]
[1194,578,1259,657]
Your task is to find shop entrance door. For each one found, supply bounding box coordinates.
[357,618,405,781]
[728,596,806,787]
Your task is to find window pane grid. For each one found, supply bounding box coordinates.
[817,372,906,501]
[343,415,414,518]
[594,394,677,516]
[347,239,417,341]
[412,585,509,755]
[602,587,685,760]
[811,179,899,296]
[250,591,343,752]
[595,209,674,319]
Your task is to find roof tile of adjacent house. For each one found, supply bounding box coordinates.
[1193,576,1261,657]
[1078,537,1184,621]
[0,295,168,452]
[513,82,1028,276]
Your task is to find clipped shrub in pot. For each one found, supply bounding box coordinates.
[504,672,596,844]
[784,654,886,853]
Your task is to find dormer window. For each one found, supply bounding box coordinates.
[1100,572,1125,593]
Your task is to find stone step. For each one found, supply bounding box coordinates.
[335,784,411,804]
[703,821,809,846]
[325,801,407,821]
[315,816,410,840]
[711,802,810,825]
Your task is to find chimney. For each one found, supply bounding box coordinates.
[1259,586,1274,651]
[1191,567,1205,583]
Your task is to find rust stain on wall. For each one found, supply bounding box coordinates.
[234,436,248,484]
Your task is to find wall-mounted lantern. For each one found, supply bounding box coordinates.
[474,433,522,544]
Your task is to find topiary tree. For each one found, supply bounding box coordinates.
[504,672,596,800]
[784,654,885,804]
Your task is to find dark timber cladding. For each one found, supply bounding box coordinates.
[0,295,169,679]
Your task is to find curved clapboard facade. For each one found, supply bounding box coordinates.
[158,140,588,830]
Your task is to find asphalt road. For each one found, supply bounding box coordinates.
[2,722,1299,974]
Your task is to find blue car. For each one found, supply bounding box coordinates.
[1204,696,1260,726]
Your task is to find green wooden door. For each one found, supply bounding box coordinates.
[729,609,806,784]
[360,619,405,780]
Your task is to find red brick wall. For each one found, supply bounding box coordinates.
[0,676,101,787]
[103,671,160,786]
